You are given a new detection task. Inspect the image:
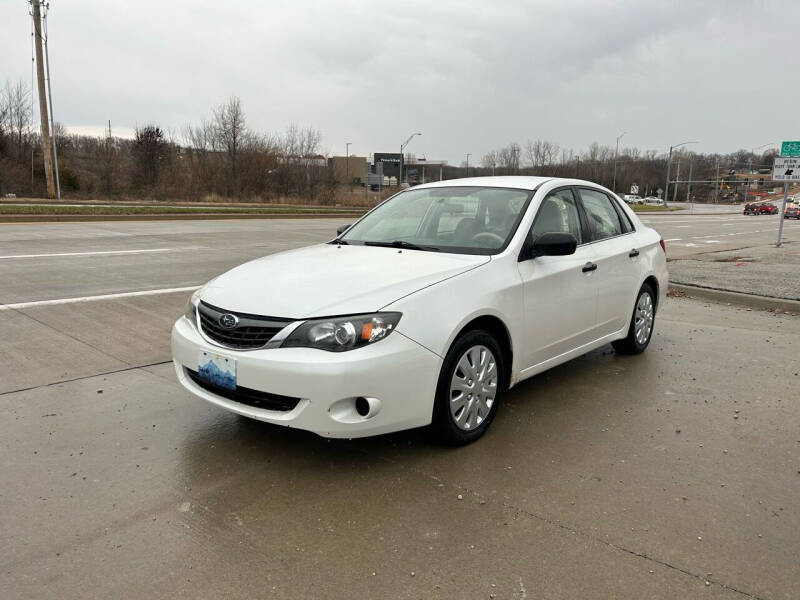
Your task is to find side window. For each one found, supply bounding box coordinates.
[579,188,623,241]
[530,188,582,244]
[611,196,634,233]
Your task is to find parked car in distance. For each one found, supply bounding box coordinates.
[623,194,644,205]
[172,176,668,445]
[757,203,778,215]
[784,204,800,219]
[643,196,662,205]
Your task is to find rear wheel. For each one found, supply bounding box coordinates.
[612,283,656,355]
[431,330,504,445]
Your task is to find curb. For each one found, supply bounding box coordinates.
[0,213,365,223]
[669,282,800,314]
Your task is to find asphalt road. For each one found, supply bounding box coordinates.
[2,219,799,599]
[640,212,799,258]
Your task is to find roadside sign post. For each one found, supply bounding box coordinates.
[773,155,799,247]
[776,182,789,247]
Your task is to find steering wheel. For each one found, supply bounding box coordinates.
[470,231,505,245]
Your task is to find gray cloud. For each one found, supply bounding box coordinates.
[1,0,794,162]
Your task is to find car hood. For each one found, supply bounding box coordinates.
[199,243,490,318]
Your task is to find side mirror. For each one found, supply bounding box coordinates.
[336,224,352,236]
[521,232,577,260]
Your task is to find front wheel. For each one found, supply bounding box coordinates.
[612,283,656,355]
[431,330,505,445]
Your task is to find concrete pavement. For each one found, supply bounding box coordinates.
[2,219,800,599]
[639,212,799,259]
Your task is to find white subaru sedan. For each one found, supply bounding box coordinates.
[172,177,667,445]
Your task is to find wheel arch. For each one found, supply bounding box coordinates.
[642,275,660,310]
[450,314,514,390]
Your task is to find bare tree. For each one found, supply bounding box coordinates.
[0,87,9,156]
[481,150,498,174]
[213,96,247,194]
[3,79,32,161]
[497,142,521,173]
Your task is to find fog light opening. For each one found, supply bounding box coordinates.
[355,396,370,417]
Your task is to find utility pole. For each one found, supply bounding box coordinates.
[714,161,720,203]
[673,159,680,203]
[32,0,55,199]
[43,9,61,199]
[465,153,471,177]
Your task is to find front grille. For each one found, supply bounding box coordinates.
[187,369,301,412]
[197,301,291,349]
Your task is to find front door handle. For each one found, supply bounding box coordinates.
[582,262,597,273]
[629,248,640,258]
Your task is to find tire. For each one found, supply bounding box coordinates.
[431,329,505,446]
[612,283,656,355]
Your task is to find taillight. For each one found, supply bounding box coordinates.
[659,239,666,254]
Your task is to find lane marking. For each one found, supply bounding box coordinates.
[664,238,682,242]
[675,225,692,228]
[0,285,200,311]
[0,248,182,260]
[705,240,721,244]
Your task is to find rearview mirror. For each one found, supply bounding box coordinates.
[336,224,352,235]
[528,232,577,259]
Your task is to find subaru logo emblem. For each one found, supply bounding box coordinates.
[218,313,239,329]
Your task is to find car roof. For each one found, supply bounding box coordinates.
[412,175,572,192]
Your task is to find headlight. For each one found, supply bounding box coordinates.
[281,312,402,352]
[185,290,200,324]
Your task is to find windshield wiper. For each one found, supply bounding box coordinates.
[363,240,440,252]
[328,238,349,245]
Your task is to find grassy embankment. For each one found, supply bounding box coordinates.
[0,204,366,216]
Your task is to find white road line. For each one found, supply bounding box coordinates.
[0,248,180,260]
[676,225,693,228]
[0,285,200,310]
[706,240,721,244]
[664,238,682,242]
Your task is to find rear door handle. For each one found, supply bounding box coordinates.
[629,248,640,258]
[582,262,597,273]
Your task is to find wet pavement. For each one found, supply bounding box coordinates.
[2,219,800,599]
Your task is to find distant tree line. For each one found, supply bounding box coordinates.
[0,84,334,203]
[0,78,781,204]
[449,140,780,202]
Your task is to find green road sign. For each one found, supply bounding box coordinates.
[781,141,800,157]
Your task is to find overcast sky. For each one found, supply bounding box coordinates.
[1,0,796,163]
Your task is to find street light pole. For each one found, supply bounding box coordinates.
[686,154,693,204]
[399,132,422,186]
[664,140,698,207]
[465,153,471,177]
[612,131,625,192]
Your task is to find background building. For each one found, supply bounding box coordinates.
[329,156,367,184]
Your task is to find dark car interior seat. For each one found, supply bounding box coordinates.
[453,217,480,243]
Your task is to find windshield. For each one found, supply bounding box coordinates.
[339,186,532,255]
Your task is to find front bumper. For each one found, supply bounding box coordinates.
[171,316,442,438]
